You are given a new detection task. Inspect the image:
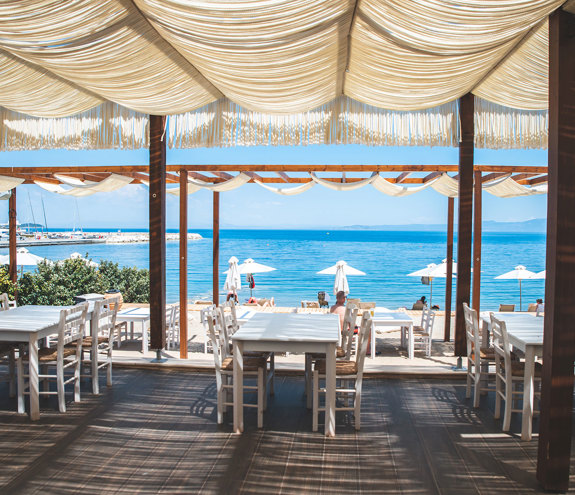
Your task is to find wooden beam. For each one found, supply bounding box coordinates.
[510,172,540,181]
[149,115,166,351]
[211,171,234,179]
[8,189,17,288]
[165,172,180,184]
[455,93,474,358]
[395,172,411,183]
[444,197,454,342]
[213,192,220,306]
[179,169,188,359]
[537,9,575,492]
[481,172,509,183]
[472,171,482,312]
[276,172,290,182]
[244,171,263,181]
[474,165,548,174]
[423,172,442,183]
[529,175,549,185]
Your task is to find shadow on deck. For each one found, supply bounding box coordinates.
[0,369,571,494]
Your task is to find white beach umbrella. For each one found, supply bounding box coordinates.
[237,258,276,297]
[495,265,537,311]
[223,256,241,296]
[407,259,457,307]
[317,260,366,295]
[531,270,546,279]
[68,252,99,268]
[0,247,50,267]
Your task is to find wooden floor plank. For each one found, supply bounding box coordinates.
[0,369,573,494]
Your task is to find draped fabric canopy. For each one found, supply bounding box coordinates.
[0,1,564,150]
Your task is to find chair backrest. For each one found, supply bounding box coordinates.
[412,300,425,310]
[318,291,328,307]
[462,303,481,363]
[94,296,120,344]
[419,306,430,327]
[165,304,175,325]
[347,298,361,306]
[527,303,538,312]
[302,301,320,309]
[355,311,372,375]
[358,302,376,310]
[200,304,217,327]
[340,303,359,359]
[57,303,88,354]
[490,313,512,372]
[205,307,226,371]
[0,293,10,311]
[499,304,515,312]
[220,300,239,335]
[426,309,436,334]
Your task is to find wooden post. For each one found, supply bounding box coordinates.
[149,115,166,351]
[179,170,188,359]
[454,93,474,358]
[537,8,575,492]
[472,170,482,311]
[8,189,17,287]
[213,191,220,306]
[444,197,454,341]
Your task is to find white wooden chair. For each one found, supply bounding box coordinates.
[80,297,120,395]
[165,303,180,350]
[464,303,495,408]
[205,307,267,428]
[201,304,217,353]
[402,306,428,348]
[17,303,88,413]
[312,310,371,432]
[305,303,358,407]
[412,309,436,356]
[0,293,16,396]
[491,314,541,431]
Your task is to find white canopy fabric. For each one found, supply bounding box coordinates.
[318,260,365,296]
[254,180,315,196]
[495,265,537,281]
[430,174,460,198]
[237,259,276,275]
[311,172,377,191]
[35,174,133,197]
[483,176,548,197]
[0,176,24,194]
[187,173,252,193]
[0,1,563,150]
[371,175,437,197]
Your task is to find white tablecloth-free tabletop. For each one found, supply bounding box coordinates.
[232,313,339,436]
[117,307,151,353]
[481,312,543,441]
[0,304,94,420]
[372,309,415,359]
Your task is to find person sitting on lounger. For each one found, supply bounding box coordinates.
[330,291,347,328]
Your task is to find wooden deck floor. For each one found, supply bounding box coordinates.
[0,369,572,494]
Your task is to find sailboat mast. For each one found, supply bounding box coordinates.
[41,194,49,235]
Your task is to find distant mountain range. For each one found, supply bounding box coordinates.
[344,218,547,233]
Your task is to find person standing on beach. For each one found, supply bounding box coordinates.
[330,291,347,328]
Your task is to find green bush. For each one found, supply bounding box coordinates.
[0,266,15,299]
[16,258,149,306]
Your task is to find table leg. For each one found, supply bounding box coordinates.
[325,342,336,437]
[522,346,536,441]
[28,334,40,421]
[142,320,149,353]
[408,323,414,360]
[130,321,134,340]
[233,340,244,433]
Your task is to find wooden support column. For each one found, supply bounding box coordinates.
[179,170,188,359]
[537,8,575,492]
[444,197,454,341]
[213,191,220,306]
[472,170,482,311]
[8,189,17,287]
[454,93,474,358]
[149,115,166,351]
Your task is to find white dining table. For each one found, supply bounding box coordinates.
[371,309,415,359]
[232,312,340,436]
[0,304,95,420]
[481,312,543,440]
[116,307,151,353]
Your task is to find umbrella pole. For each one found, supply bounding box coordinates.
[430,278,433,308]
[519,279,522,311]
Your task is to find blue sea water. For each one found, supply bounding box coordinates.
[2,229,546,311]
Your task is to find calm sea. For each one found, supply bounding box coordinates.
[2,229,546,311]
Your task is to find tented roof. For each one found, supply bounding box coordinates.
[0,0,569,149]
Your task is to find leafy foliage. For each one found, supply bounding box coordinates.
[16,258,149,306]
[0,266,15,299]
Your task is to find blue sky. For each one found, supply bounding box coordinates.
[0,145,547,230]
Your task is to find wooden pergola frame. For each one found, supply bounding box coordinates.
[2,8,573,491]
